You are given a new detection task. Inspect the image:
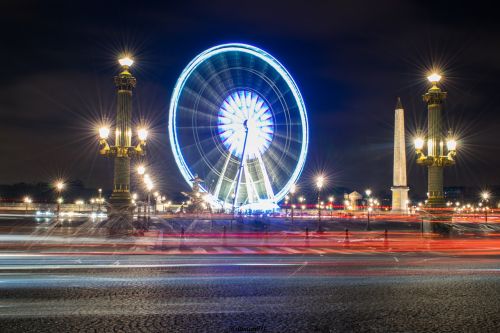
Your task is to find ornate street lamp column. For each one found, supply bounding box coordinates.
[98,57,147,224]
[111,58,135,204]
[414,73,457,210]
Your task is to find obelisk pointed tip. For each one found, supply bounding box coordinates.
[395,97,403,110]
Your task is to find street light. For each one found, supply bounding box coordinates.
[57,197,63,218]
[284,195,289,217]
[75,200,84,212]
[365,189,372,230]
[145,177,154,217]
[427,73,442,83]
[98,56,146,218]
[153,191,160,215]
[24,196,32,215]
[290,184,296,223]
[481,191,490,223]
[328,196,334,219]
[118,56,134,67]
[99,127,110,140]
[415,73,457,212]
[55,181,65,192]
[367,206,373,231]
[298,196,305,217]
[414,137,425,150]
[54,181,65,218]
[137,165,146,176]
[316,176,325,232]
[97,188,103,212]
[137,128,148,142]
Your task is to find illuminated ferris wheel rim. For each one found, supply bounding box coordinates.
[168,43,309,206]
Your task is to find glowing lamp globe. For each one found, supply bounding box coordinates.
[316,176,325,189]
[446,139,457,151]
[99,127,110,139]
[137,128,148,141]
[119,57,134,67]
[414,137,425,150]
[55,181,65,191]
[427,73,442,83]
[137,165,146,175]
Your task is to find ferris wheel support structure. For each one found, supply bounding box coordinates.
[232,120,250,212]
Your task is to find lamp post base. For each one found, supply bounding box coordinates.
[104,196,135,236]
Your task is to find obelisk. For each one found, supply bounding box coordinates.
[391,97,409,212]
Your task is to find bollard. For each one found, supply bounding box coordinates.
[345,228,349,240]
[305,227,309,238]
[181,227,185,238]
[223,225,227,237]
[384,229,388,239]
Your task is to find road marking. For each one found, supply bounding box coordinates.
[279,247,302,254]
[235,247,257,254]
[213,247,233,254]
[305,248,326,254]
[257,247,282,254]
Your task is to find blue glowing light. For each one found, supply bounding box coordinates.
[218,90,274,160]
[168,43,309,209]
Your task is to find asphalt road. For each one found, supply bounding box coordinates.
[1,253,500,332]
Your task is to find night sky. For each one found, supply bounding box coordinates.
[1,1,499,199]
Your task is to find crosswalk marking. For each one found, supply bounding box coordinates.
[235,247,257,254]
[192,247,208,254]
[306,248,326,254]
[148,243,399,256]
[213,247,232,253]
[257,247,282,254]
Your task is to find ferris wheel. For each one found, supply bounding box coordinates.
[168,43,308,211]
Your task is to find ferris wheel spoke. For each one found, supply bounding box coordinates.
[243,160,260,203]
[224,164,240,203]
[213,152,232,199]
[257,154,275,200]
[232,126,250,209]
[182,89,221,114]
[264,147,294,178]
[271,130,303,144]
[268,139,300,162]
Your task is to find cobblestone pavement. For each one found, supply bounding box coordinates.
[1,254,500,332]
